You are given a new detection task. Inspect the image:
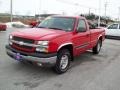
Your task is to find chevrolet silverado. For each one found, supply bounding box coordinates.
[6,16,105,74]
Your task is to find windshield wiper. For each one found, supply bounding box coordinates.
[48,27,64,30]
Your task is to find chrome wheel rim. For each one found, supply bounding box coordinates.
[60,55,69,70]
[97,42,101,51]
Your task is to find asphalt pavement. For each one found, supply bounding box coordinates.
[0,28,120,90]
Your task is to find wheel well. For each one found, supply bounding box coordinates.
[58,44,74,61]
[99,36,103,46]
[99,36,102,41]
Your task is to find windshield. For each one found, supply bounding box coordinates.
[38,17,75,31]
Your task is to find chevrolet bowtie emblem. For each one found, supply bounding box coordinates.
[19,41,24,45]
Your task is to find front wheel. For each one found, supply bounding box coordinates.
[92,40,102,54]
[53,49,71,74]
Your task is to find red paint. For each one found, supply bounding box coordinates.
[11,16,105,56]
[0,23,6,31]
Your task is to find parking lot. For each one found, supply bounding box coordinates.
[0,28,120,90]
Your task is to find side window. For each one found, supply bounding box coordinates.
[77,19,87,32]
[88,21,96,29]
[108,24,118,29]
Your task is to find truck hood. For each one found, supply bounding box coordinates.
[12,28,67,40]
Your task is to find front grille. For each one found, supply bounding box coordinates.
[13,43,33,49]
[12,36,35,52]
[13,36,34,44]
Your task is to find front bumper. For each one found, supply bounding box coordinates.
[6,45,57,67]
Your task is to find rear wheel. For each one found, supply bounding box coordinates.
[92,39,102,54]
[53,49,71,74]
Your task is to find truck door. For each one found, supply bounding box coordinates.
[73,19,91,55]
[114,24,120,36]
[107,24,119,36]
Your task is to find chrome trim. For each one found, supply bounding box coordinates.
[75,40,97,49]
[75,43,89,49]
[57,43,73,51]
[98,35,102,40]
[90,40,97,43]
[6,48,57,65]
[10,40,47,48]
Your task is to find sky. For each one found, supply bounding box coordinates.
[0,0,120,19]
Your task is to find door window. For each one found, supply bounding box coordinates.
[108,24,118,29]
[77,19,87,32]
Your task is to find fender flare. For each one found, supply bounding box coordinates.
[98,34,103,40]
[57,43,73,51]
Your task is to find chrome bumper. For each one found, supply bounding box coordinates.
[6,48,57,66]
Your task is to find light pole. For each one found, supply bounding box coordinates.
[39,0,41,14]
[118,7,120,21]
[10,0,13,22]
[104,2,108,18]
[89,8,91,15]
[98,0,101,27]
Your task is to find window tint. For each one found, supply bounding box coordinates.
[77,19,86,32]
[88,21,96,29]
[108,24,118,29]
[38,17,75,31]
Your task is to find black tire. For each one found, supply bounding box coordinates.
[92,39,102,54]
[53,49,71,74]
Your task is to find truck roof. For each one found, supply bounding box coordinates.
[52,15,85,19]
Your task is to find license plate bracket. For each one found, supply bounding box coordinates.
[15,53,22,61]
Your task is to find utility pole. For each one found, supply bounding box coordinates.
[39,0,42,14]
[89,8,91,15]
[104,2,108,17]
[10,0,13,22]
[98,0,101,27]
[104,2,108,24]
[118,7,120,21]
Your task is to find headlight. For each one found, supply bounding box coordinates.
[37,41,49,46]
[9,41,13,45]
[9,35,13,45]
[36,41,49,52]
[9,35,13,40]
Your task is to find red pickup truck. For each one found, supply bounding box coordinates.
[6,16,105,74]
